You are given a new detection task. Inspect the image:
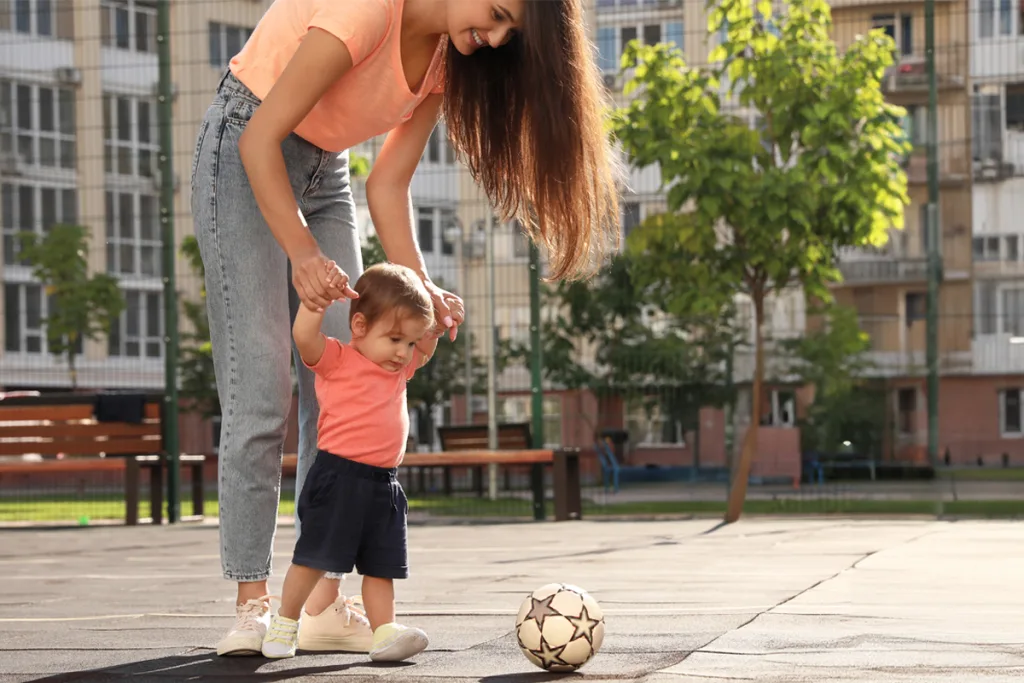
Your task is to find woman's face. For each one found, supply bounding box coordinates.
[447,0,524,56]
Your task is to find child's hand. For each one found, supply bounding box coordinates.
[324,260,359,301]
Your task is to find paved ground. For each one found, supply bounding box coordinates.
[1,517,1023,682]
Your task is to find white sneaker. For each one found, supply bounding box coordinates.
[216,596,272,656]
[297,595,374,653]
[262,614,300,659]
[369,622,429,662]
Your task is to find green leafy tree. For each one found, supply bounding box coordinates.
[778,305,885,458]
[361,233,485,445]
[178,235,219,419]
[505,250,737,456]
[16,224,125,388]
[610,0,911,520]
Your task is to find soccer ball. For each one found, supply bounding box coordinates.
[515,583,605,672]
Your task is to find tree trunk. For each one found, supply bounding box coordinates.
[725,292,765,523]
[67,347,78,390]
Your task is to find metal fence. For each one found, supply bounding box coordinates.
[3,1,1024,526]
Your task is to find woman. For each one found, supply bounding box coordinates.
[190,0,620,657]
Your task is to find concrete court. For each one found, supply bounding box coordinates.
[1,517,1023,682]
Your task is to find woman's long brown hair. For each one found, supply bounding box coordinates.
[442,0,621,281]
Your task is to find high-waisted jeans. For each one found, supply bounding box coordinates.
[190,70,361,581]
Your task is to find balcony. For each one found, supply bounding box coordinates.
[974,130,1024,181]
[973,334,1024,374]
[837,255,929,285]
[881,50,966,96]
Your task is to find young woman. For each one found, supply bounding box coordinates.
[190,0,620,656]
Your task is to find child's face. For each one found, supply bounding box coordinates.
[351,311,432,373]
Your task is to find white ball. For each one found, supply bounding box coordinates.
[515,582,605,672]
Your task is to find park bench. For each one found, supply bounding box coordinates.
[281,424,582,521]
[0,392,206,525]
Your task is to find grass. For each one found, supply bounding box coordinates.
[4,491,1024,524]
[942,468,1024,482]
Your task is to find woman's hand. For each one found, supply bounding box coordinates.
[290,249,358,312]
[423,279,464,341]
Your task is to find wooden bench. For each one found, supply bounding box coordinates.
[0,393,206,525]
[282,442,583,522]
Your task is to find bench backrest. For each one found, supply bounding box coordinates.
[0,393,163,458]
[437,422,533,451]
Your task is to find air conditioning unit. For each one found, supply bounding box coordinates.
[602,73,618,89]
[54,67,82,86]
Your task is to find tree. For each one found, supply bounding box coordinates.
[778,305,885,458]
[610,0,911,521]
[361,232,485,446]
[505,249,737,454]
[16,224,125,388]
[178,235,219,420]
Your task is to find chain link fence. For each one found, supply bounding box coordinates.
[2,1,1024,525]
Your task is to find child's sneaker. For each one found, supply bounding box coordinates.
[369,622,429,662]
[261,614,300,659]
[297,595,374,652]
[216,596,272,656]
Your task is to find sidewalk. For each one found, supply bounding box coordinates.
[2,517,1023,682]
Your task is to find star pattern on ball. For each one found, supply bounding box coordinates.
[567,605,602,645]
[525,594,560,629]
[532,638,570,669]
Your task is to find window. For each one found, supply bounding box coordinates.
[979,0,1014,38]
[100,0,156,53]
[417,207,435,254]
[1,183,77,265]
[1001,389,1023,435]
[9,0,71,38]
[415,206,457,256]
[897,387,917,435]
[905,292,926,324]
[1003,288,1024,336]
[421,125,454,164]
[512,220,530,259]
[0,80,76,170]
[103,94,156,178]
[978,280,997,335]
[665,21,684,50]
[108,288,162,358]
[642,24,661,46]
[872,14,913,56]
[625,397,683,446]
[105,191,160,277]
[3,282,44,353]
[766,390,795,427]
[499,395,562,447]
[972,88,1003,161]
[1007,83,1024,130]
[209,21,253,68]
[597,27,617,71]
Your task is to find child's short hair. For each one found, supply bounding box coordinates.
[350,263,434,330]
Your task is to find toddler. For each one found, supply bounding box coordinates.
[261,262,441,662]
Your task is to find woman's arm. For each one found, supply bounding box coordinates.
[366,94,464,338]
[238,28,359,312]
[364,94,443,282]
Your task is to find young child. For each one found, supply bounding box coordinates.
[261,262,441,662]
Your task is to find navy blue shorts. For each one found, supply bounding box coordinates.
[293,450,409,580]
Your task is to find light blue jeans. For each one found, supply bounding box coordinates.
[190,71,361,581]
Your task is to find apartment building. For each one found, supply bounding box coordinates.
[969,0,1024,441]
[0,0,464,393]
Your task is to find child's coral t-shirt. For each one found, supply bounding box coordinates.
[229,0,446,153]
[305,336,419,468]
